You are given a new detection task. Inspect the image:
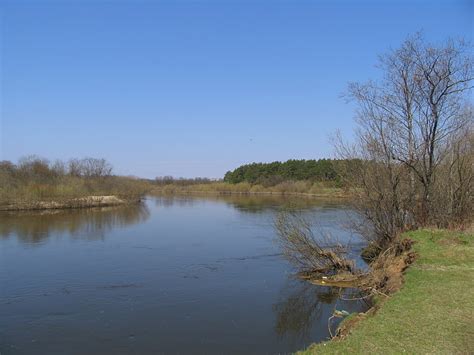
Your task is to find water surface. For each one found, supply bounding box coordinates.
[0,195,367,354]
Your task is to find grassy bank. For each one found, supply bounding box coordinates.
[151,181,348,198]
[301,229,474,354]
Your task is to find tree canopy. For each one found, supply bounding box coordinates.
[223,159,345,185]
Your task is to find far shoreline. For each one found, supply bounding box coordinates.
[0,189,350,212]
[150,182,350,200]
[151,189,350,199]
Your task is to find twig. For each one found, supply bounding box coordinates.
[340,293,372,301]
[328,315,336,338]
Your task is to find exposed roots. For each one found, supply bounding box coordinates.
[275,211,419,342]
[275,211,418,341]
[327,237,417,340]
[360,238,417,294]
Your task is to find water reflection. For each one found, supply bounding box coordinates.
[0,196,367,353]
[0,203,150,244]
[153,194,346,213]
[273,279,366,342]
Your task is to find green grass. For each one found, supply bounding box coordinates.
[301,229,474,354]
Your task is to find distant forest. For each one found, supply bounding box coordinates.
[223,159,347,186]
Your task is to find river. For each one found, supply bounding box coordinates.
[0,195,368,354]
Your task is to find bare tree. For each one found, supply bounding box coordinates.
[67,157,113,177]
[79,157,113,177]
[68,158,82,177]
[338,34,473,245]
[431,118,474,227]
[17,155,54,183]
[275,212,355,275]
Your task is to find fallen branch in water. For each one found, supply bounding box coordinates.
[275,212,417,295]
[275,212,356,277]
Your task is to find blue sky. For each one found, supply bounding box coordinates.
[1,0,472,178]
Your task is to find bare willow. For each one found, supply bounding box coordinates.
[336,33,473,246]
[275,212,355,275]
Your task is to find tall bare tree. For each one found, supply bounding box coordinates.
[338,34,473,245]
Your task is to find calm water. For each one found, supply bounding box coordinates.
[0,195,367,354]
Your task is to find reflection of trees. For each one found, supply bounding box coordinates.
[273,280,342,340]
[0,203,150,244]
[273,279,369,342]
[154,196,198,208]
[223,194,319,214]
[152,194,343,214]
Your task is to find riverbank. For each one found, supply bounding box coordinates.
[301,229,474,354]
[151,181,348,198]
[0,195,141,211]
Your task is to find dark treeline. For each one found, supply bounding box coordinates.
[0,156,150,204]
[223,159,358,186]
